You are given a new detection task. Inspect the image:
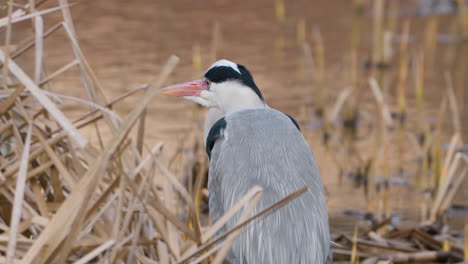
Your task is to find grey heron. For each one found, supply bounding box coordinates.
[160,59,332,263]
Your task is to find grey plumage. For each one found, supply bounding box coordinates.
[208,108,332,264]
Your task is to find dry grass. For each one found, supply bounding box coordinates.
[0,1,307,263]
[1,0,468,263]
[292,0,468,262]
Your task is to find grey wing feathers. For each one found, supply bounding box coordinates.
[207,108,331,264]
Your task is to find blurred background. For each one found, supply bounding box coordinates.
[5,0,468,240]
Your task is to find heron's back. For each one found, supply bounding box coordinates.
[208,108,331,264]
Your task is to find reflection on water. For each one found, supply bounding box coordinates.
[416,0,458,15]
[389,0,467,16]
[25,0,467,232]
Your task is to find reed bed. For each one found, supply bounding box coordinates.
[1,0,468,263]
[0,1,308,263]
[293,0,468,262]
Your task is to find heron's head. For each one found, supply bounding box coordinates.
[159,59,265,114]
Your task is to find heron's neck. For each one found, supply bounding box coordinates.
[216,84,266,115]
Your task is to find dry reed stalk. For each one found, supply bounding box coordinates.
[0,49,87,148]
[378,1,398,96]
[385,0,398,43]
[381,142,391,218]
[102,145,174,260]
[202,186,262,243]
[192,156,207,221]
[133,172,196,251]
[61,23,116,133]
[211,190,263,264]
[371,0,384,78]
[6,124,32,264]
[274,0,285,25]
[126,200,149,263]
[0,86,24,114]
[272,32,285,70]
[72,240,115,264]
[136,108,147,154]
[34,128,76,188]
[59,0,109,110]
[444,72,462,133]
[349,0,364,88]
[413,52,428,190]
[11,22,62,59]
[61,19,123,173]
[455,0,467,118]
[377,31,391,93]
[158,159,197,216]
[363,250,463,263]
[304,26,324,123]
[368,78,392,127]
[397,19,410,115]
[351,225,359,264]
[18,56,179,264]
[465,218,468,261]
[39,59,79,86]
[330,87,353,123]
[48,84,148,136]
[312,26,324,82]
[431,150,468,221]
[395,20,410,177]
[33,15,44,85]
[160,155,186,259]
[2,0,16,91]
[439,165,467,216]
[421,128,434,189]
[179,186,264,262]
[178,186,307,263]
[192,43,203,75]
[441,133,461,186]
[190,243,223,264]
[367,77,390,213]
[42,90,122,122]
[298,41,314,83]
[0,4,70,27]
[2,129,75,181]
[429,92,449,190]
[414,53,424,116]
[424,16,438,72]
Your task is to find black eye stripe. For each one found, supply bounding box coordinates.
[204,66,241,83]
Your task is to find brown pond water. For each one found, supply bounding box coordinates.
[10,0,468,233]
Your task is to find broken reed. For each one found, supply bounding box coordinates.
[368,0,387,212]
[455,0,467,109]
[396,20,410,175]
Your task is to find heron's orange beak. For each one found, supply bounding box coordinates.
[158,80,208,97]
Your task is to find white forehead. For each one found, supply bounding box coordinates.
[208,59,240,74]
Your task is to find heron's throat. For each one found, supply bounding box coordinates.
[216,83,266,115]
